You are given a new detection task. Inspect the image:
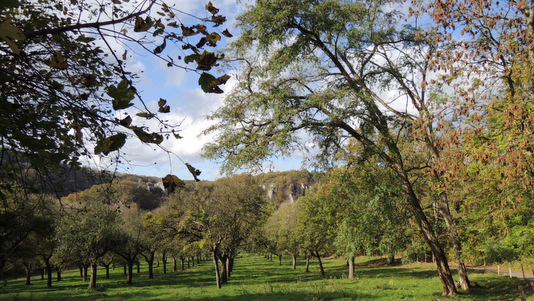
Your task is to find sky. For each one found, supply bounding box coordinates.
[83,0,307,181]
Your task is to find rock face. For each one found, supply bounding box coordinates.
[256,170,320,204]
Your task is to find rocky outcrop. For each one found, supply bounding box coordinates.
[256,170,320,204]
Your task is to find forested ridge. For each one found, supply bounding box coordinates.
[2,0,534,298]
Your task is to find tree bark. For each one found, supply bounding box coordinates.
[45,259,53,287]
[24,263,31,285]
[89,262,98,289]
[181,257,185,270]
[173,257,177,272]
[56,270,61,281]
[136,262,140,273]
[83,265,88,282]
[127,262,133,284]
[403,181,457,296]
[162,255,167,274]
[105,265,110,279]
[305,253,311,273]
[212,249,221,289]
[438,193,470,290]
[123,263,127,276]
[278,254,282,266]
[313,251,325,278]
[292,254,297,270]
[219,254,228,284]
[348,256,355,279]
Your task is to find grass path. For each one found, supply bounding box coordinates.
[0,255,533,300]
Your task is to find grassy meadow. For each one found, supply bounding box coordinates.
[0,255,532,300]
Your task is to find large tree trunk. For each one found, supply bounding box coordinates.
[89,262,97,289]
[348,256,355,279]
[212,249,221,289]
[292,254,297,270]
[438,193,470,290]
[403,181,457,297]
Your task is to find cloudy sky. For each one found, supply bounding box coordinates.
[83,0,306,181]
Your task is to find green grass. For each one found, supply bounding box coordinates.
[0,255,532,300]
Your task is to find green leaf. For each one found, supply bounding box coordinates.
[136,112,155,119]
[0,18,25,55]
[107,79,136,110]
[153,39,166,54]
[158,98,170,113]
[119,115,132,127]
[131,127,164,144]
[222,29,233,38]
[185,163,201,181]
[134,16,154,32]
[94,133,127,155]
[198,72,217,93]
[184,54,199,64]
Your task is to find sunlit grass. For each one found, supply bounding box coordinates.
[0,255,532,300]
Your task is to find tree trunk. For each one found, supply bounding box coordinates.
[348,256,355,279]
[191,256,195,267]
[229,256,235,275]
[278,254,282,266]
[136,262,140,273]
[197,255,200,264]
[305,253,310,273]
[45,259,53,287]
[181,257,185,270]
[403,182,457,297]
[89,262,97,289]
[226,256,231,278]
[173,258,177,272]
[187,256,190,268]
[388,253,395,265]
[83,265,88,282]
[24,263,31,285]
[145,251,155,279]
[41,267,45,280]
[438,193,470,290]
[162,256,167,274]
[292,254,297,270]
[56,270,61,281]
[105,265,110,279]
[314,251,325,278]
[219,254,228,284]
[123,263,127,276]
[127,262,133,284]
[212,249,221,289]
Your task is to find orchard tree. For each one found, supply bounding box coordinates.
[55,199,119,289]
[264,202,301,269]
[204,0,459,295]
